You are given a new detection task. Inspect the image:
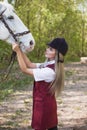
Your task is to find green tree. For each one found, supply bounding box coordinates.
[0,0,87,64]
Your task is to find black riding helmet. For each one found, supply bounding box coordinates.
[47,38,68,56]
[47,38,68,63]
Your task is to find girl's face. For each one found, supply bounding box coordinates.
[45,47,56,60]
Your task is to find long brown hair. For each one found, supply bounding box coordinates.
[50,51,64,96]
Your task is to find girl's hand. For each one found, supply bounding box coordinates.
[12,43,20,52]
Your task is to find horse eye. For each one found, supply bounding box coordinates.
[8,16,14,20]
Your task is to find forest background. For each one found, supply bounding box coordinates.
[0,0,87,65]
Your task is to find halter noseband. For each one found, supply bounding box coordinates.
[0,8,30,42]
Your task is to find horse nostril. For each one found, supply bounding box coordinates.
[19,41,22,45]
[30,40,33,45]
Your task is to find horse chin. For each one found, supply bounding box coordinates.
[20,45,34,53]
[25,46,34,53]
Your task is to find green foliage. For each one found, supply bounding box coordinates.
[0,0,87,63]
[13,0,87,62]
[0,40,12,68]
[0,64,33,101]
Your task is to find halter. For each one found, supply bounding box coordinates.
[0,9,30,80]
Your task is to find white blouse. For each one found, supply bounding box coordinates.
[33,60,56,82]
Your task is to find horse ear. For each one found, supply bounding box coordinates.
[4,0,8,3]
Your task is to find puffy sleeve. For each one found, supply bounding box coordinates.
[33,67,55,82]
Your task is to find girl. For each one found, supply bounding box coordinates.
[12,38,68,130]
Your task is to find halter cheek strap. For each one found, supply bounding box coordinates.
[0,8,7,18]
[0,8,30,42]
[0,16,30,42]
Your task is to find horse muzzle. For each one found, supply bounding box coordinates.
[19,40,35,52]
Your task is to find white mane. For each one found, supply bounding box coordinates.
[0,0,35,52]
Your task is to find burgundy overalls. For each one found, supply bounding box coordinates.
[31,64,58,130]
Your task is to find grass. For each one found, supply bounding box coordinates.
[5,121,19,127]
[0,63,33,102]
[0,64,33,128]
[65,70,75,78]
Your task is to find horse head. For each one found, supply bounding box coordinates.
[0,0,35,52]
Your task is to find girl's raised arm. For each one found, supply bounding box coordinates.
[12,43,35,76]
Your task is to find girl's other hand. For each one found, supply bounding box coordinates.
[12,43,20,52]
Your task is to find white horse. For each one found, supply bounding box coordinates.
[0,0,35,52]
[0,0,35,79]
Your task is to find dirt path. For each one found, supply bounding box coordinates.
[58,62,87,129]
[0,62,87,130]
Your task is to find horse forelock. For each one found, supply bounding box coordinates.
[0,1,14,13]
